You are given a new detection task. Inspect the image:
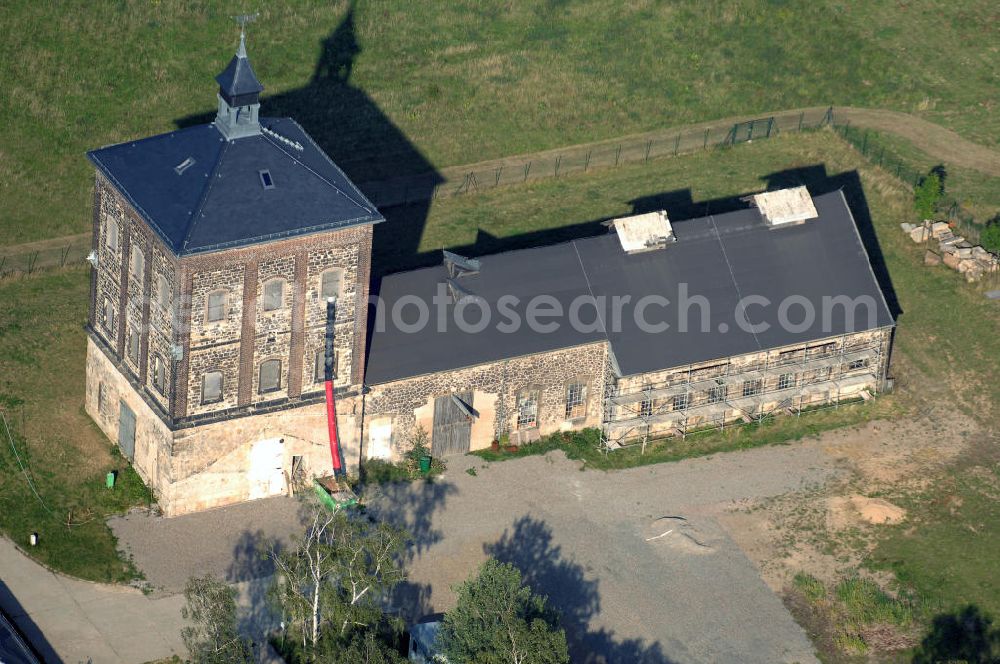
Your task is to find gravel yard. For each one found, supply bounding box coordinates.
[112,439,841,663]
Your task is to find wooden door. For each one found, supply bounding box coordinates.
[118,401,136,461]
[432,392,473,457]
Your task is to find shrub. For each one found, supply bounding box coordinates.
[793,572,827,602]
[913,171,943,219]
[981,216,1000,255]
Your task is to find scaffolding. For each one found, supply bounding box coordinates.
[601,331,891,453]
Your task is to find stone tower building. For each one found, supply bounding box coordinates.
[84,33,382,515]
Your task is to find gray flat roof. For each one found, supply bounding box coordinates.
[365,190,895,384]
[87,118,383,256]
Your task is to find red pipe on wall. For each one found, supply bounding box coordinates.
[324,298,343,474]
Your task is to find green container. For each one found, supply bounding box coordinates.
[106,471,116,489]
[419,455,432,473]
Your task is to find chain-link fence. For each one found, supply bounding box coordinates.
[0,234,91,280]
[360,107,835,208]
[830,118,982,245]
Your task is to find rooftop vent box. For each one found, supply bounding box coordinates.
[751,186,818,227]
[611,210,675,254]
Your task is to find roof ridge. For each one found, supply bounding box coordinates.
[180,139,230,253]
[274,118,380,214]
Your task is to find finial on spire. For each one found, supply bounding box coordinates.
[231,12,258,57]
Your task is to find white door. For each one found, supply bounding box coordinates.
[368,418,393,460]
[248,438,286,500]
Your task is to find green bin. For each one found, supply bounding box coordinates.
[419,455,432,473]
[106,471,116,489]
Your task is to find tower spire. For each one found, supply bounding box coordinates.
[214,15,264,140]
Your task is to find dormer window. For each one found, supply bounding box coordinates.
[174,157,196,175]
[259,170,274,189]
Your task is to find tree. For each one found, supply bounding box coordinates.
[268,504,407,662]
[914,170,943,220]
[438,559,569,664]
[981,216,1000,255]
[180,575,254,664]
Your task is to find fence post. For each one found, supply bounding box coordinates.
[554,155,562,177]
[673,135,680,156]
[798,112,804,131]
[823,106,833,126]
[615,145,622,167]
[861,131,868,155]
[523,161,531,182]
[765,116,774,138]
[584,150,591,172]
[703,128,709,150]
[26,252,38,275]
[645,140,652,163]
[494,166,503,187]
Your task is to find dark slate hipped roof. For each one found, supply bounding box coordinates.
[365,190,895,384]
[215,51,264,105]
[87,117,383,256]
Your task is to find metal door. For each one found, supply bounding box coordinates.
[118,401,136,461]
[432,392,473,457]
[248,438,286,500]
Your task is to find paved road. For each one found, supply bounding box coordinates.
[0,537,186,663]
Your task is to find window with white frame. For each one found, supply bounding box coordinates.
[516,387,540,429]
[707,385,727,404]
[848,358,868,371]
[262,279,284,311]
[202,371,223,404]
[565,380,587,419]
[742,379,762,397]
[206,290,227,322]
[778,373,795,390]
[259,359,281,394]
[672,392,690,411]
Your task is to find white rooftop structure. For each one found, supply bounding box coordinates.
[611,210,675,253]
[751,186,818,226]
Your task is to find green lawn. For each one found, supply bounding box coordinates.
[0,269,151,582]
[2,0,999,244]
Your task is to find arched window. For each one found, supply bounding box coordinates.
[565,380,588,420]
[202,371,223,404]
[262,278,285,311]
[127,327,140,364]
[206,290,227,322]
[320,268,343,301]
[259,359,282,394]
[130,246,145,281]
[102,298,115,332]
[516,386,541,430]
[106,218,119,252]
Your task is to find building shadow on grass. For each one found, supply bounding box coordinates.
[177,2,443,279]
[485,516,674,664]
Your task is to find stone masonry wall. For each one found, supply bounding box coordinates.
[363,342,609,459]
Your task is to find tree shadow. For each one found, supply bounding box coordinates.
[485,516,674,664]
[362,479,458,623]
[226,529,283,641]
[912,605,1000,664]
[176,2,443,278]
[0,581,54,664]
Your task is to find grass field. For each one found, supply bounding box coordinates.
[2,0,999,244]
[0,269,151,582]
